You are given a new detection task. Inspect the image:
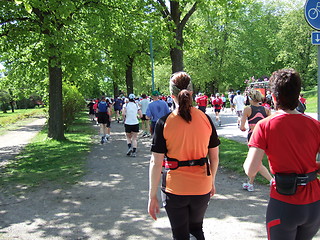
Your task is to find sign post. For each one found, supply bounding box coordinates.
[150,34,155,92]
[305,0,320,120]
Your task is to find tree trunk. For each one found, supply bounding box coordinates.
[125,56,134,95]
[167,0,196,73]
[10,101,14,112]
[170,44,184,73]
[48,51,65,140]
[113,81,119,98]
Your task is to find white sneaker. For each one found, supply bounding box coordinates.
[242,182,254,192]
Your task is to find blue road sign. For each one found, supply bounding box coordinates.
[312,32,320,44]
[305,0,320,30]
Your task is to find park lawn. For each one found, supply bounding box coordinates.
[303,87,317,113]
[219,138,271,185]
[0,108,47,135]
[0,111,95,194]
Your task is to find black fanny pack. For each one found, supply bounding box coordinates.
[275,171,318,195]
[163,157,211,176]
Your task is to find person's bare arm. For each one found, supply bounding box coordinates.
[148,152,164,220]
[240,106,250,131]
[208,147,219,197]
[243,147,265,179]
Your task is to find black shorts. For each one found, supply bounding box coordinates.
[141,114,148,121]
[98,112,110,127]
[124,124,139,133]
[214,109,221,113]
[198,106,206,113]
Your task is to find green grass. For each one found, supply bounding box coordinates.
[0,108,47,134]
[0,111,95,194]
[219,137,270,184]
[303,87,317,113]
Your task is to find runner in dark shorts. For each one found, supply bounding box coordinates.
[98,112,111,128]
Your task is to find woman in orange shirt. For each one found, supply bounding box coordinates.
[148,72,220,239]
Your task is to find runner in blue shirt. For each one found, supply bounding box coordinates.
[146,90,170,135]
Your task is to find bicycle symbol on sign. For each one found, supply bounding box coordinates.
[308,2,320,19]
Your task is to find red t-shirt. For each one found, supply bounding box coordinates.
[300,97,306,104]
[212,98,223,109]
[249,112,320,205]
[196,95,208,107]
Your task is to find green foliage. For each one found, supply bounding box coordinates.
[0,111,95,194]
[0,90,11,113]
[272,9,317,89]
[0,0,317,105]
[62,84,86,130]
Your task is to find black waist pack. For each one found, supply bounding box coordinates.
[275,171,317,196]
[275,173,298,195]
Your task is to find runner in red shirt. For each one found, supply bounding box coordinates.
[243,69,320,240]
[196,93,208,113]
[212,93,223,126]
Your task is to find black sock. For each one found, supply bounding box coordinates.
[132,148,136,153]
[128,143,132,149]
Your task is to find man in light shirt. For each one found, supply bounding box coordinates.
[232,90,246,127]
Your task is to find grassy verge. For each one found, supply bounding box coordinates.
[219,137,270,184]
[0,108,47,135]
[0,111,95,194]
[303,87,317,113]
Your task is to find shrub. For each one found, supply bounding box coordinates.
[62,84,86,131]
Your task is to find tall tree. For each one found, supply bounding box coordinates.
[154,0,197,73]
[0,0,115,140]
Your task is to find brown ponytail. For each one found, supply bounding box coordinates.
[177,89,192,122]
[170,72,193,123]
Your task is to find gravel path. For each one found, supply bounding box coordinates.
[0,111,318,240]
[0,117,47,167]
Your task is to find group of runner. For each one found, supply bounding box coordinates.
[86,92,172,156]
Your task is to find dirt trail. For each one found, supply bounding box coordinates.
[0,111,318,239]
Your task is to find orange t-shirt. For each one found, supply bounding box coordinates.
[151,107,220,195]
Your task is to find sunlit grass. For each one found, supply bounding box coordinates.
[0,108,47,135]
[219,137,270,184]
[0,111,95,194]
[303,88,317,113]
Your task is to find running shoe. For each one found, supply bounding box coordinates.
[100,137,105,144]
[242,182,254,192]
[131,152,136,157]
[126,148,132,156]
[218,120,221,126]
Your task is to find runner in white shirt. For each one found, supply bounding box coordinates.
[139,94,150,137]
[122,94,142,157]
[232,90,246,127]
